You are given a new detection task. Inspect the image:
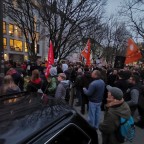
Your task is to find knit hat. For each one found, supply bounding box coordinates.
[106,85,123,100]
[50,67,57,76]
[62,64,68,72]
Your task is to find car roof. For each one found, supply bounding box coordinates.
[0,92,71,144]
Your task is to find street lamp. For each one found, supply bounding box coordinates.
[0,0,4,76]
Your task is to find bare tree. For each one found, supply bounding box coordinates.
[4,0,40,61]
[81,15,106,60]
[35,0,106,60]
[119,0,144,39]
[102,16,131,63]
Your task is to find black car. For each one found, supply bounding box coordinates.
[0,92,98,144]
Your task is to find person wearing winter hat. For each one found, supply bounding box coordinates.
[99,85,131,144]
[55,73,70,100]
[46,67,57,96]
[49,67,57,77]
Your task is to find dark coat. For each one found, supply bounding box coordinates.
[114,79,129,94]
[99,102,131,144]
[27,78,42,92]
[79,71,93,104]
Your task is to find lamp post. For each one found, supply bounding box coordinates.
[0,0,4,76]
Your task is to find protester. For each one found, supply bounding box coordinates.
[83,70,105,129]
[35,58,44,75]
[124,75,141,115]
[74,68,83,106]
[46,67,57,96]
[62,62,68,72]
[26,69,42,92]
[136,84,144,128]
[57,64,63,74]
[6,67,24,91]
[55,73,69,100]
[114,71,129,94]
[99,86,131,144]
[0,75,21,95]
[107,69,118,86]
[80,66,92,114]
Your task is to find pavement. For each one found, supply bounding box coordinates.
[74,103,144,144]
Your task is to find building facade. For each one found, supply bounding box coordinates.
[3,0,48,63]
[3,17,47,63]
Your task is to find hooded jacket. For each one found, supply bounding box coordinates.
[55,80,70,99]
[99,102,131,144]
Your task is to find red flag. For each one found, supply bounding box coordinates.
[125,38,142,64]
[81,39,91,66]
[45,40,54,78]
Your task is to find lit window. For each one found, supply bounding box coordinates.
[25,42,28,52]
[3,38,7,49]
[15,26,22,37]
[10,39,14,50]
[3,22,6,34]
[9,24,14,36]
[10,39,23,51]
[14,40,22,51]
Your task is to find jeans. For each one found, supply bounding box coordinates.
[88,101,101,129]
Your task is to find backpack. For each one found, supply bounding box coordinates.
[116,116,135,143]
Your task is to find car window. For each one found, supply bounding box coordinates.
[46,124,91,144]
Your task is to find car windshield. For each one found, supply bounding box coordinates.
[0,93,71,144]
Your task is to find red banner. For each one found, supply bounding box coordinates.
[125,38,142,64]
[45,40,54,78]
[81,39,91,66]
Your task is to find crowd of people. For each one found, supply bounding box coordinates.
[0,58,144,144]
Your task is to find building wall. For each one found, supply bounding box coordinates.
[3,17,46,63]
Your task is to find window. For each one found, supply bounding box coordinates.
[3,22,6,34]
[10,39,14,49]
[3,38,7,49]
[14,40,22,51]
[9,24,14,36]
[15,26,22,37]
[10,39,23,51]
[25,42,28,52]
